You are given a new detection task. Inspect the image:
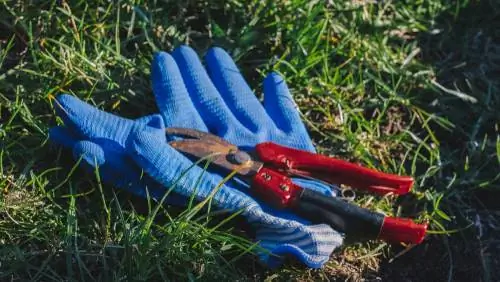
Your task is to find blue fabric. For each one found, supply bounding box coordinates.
[49,45,344,268]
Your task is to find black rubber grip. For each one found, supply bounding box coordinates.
[291,189,385,241]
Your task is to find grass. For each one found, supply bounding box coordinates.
[1,0,499,281]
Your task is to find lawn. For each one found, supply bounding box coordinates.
[1,0,499,281]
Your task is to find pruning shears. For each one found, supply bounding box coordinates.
[166,128,428,245]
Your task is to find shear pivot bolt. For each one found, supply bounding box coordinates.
[262,173,272,181]
[228,151,251,165]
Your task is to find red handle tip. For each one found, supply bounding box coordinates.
[378,217,428,245]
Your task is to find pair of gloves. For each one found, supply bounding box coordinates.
[49,45,344,268]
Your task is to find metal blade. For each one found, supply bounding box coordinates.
[167,131,263,177]
[166,127,235,147]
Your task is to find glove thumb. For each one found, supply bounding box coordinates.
[72,140,106,167]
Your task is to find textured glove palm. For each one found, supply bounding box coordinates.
[49,46,344,268]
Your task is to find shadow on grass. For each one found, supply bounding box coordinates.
[379,1,500,281]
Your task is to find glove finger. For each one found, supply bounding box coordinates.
[171,45,245,136]
[73,140,154,197]
[49,126,78,148]
[72,138,189,205]
[205,47,272,132]
[53,94,137,144]
[72,140,106,167]
[152,52,207,131]
[263,73,309,135]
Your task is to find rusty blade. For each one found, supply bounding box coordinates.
[167,128,263,177]
[166,127,235,147]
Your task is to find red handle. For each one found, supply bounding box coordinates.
[252,167,302,209]
[379,217,428,244]
[255,142,414,195]
[251,168,427,244]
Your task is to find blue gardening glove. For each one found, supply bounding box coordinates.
[50,94,344,269]
[49,45,344,268]
[152,46,339,198]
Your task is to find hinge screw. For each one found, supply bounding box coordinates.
[228,151,251,165]
[262,173,272,181]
